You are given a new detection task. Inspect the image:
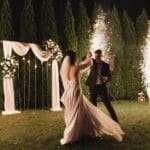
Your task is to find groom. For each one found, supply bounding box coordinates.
[86,49,118,122]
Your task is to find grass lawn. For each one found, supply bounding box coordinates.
[0,101,150,150]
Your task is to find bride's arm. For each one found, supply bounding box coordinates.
[78,52,93,71]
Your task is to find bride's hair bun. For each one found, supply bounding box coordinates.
[66,50,76,65]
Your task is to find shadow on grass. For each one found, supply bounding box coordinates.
[58,136,123,150]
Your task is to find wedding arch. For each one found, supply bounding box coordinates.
[0,40,62,115]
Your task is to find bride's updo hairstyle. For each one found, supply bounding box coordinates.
[66,50,77,65]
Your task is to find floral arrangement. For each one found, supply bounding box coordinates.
[0,57,19,78]
[43,39,63,62]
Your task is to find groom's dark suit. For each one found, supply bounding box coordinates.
[86,59,118,122]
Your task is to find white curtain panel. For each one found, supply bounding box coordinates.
[51,59,62,111]
[2,40,61,115]
[2,41,23,115]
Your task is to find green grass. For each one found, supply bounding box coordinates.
[0,101,150,150]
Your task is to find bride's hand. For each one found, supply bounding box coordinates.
[86,51,92,59]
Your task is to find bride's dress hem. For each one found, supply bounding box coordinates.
[60,72,125,146]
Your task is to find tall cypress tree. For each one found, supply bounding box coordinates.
[61,0,77,53]
[135,9,148,93]
[19,0,40,108]
[75,0,90,61]
[83,0,94,19]
[136,9,148,47]
[0,0,14,40]
[108,6,125,99]
[39,0,58,107]
[20,0,37,42]
[90,1,102,26]
[39,0,58,42]
[122,11,137,99]
[0,0,14,108]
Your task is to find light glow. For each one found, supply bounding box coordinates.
[90,11,115,70]
[90,11,111,58]
[141,21,150,101]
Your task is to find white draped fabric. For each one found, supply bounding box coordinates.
[3,41,52,62]
[2,41,23,115]
[2,78,21,115]
[51,59,62,111]
[1,40,61,115]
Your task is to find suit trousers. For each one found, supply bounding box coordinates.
[90,84,118,122]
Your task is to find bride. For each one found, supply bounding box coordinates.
[60,50,125,145]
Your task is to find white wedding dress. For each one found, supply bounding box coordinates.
[60,56,124,145]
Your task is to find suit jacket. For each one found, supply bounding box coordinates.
[86,59,111,88]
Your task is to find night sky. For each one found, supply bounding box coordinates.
[5,0,150,39]
[100,0,150,18]
[10,0,150,20]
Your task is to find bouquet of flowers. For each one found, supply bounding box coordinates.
[43,39,63,62]
[0,57,19,78]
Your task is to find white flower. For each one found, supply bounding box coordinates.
[13,69,16,73]
[0,62,4,66]
[5,74,10,78]
[4,66,8,70]
[43,39,63,62]
[11,59,15,65]
[54,47,58,52]
[16,62,19,66]
[6,61,11,66]
[1,57,18,78]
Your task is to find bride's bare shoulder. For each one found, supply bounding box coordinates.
[70,65,79,71]
[69,65,79,78]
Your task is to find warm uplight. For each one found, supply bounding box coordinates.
[141,20,150,101]
[90,11,114,70]
[90,12,110,58]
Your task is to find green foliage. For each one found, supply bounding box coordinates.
[81,72,90,98]
[20,0,37,42]
[122,11,136,50]
[75,0,90,61]
[135,9,148,93]
[90,2,102,25]
[39,0,58,42]
[39,0,58,108]
[19,0,42,108]
[135,9,148,62]
[0,0,14,40]
[108,6,125,99]
[122,11,137,99]
[0,0,14,108]
[136,9,148,46]
[61,0,78,53]
[0,1,149,106]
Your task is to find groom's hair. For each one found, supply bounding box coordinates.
[95,49,102,55]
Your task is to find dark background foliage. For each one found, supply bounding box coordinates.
[0,0,149,109]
